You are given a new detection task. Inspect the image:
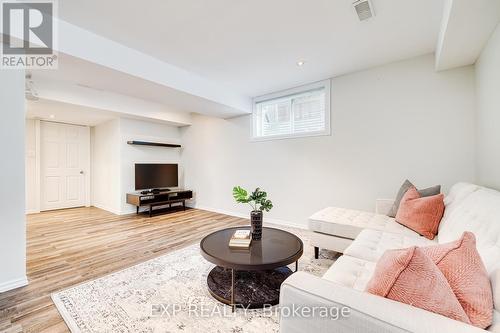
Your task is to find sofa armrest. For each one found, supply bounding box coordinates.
[376,199,395,215]
[279,272,483,333]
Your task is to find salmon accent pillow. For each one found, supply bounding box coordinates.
[422,232,493,328]
[366,246,470,324]
[395,187,445,240]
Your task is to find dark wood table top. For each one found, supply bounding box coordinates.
[200,226,303,270]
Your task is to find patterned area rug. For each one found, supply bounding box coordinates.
[52,226,337,333]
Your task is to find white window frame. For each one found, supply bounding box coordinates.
[252,79,331,141]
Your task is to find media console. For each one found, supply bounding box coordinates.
[126,189,193,217]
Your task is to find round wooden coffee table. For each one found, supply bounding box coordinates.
[200,226,303,311]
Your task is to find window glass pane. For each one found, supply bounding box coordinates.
[292,90,325,133]
[253,84,328,139]
[261,101,291,136]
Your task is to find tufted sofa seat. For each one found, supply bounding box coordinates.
[280,183,500,333]
[308,206,419,254]
[342,228,434,262]
[310,206,416,237]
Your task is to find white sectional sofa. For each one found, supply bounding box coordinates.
[280,183,500,333]
[308,205,419,256]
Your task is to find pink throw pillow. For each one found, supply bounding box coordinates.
[422,232,493,328]
[366,246,470,324]
[395,186,444,240]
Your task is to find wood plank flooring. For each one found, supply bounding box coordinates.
[0,207,248,333]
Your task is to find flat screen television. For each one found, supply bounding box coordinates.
[135,163,178,190]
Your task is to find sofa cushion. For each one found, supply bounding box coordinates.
[388,179,441,217]
[490,310,500,332]
[422,232,493,329]
[492,269,500,331]
[309,207,417,240]
[366,246,470,325]
[388,179,414,217]
[343,229,435,262]
[441,182,481,220]
[493,269,500,312]
[322,255,376,291]
[395,187,445,240]
[438,186,500,274]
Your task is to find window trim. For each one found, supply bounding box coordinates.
[251,79,331,141]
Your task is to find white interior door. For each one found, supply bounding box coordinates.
[40,121,90,211]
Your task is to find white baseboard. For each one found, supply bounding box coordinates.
[265,216,307,230]
[118,204,181,216]
[119,207,137,216]
[189,204,307,230]
[91,203,122,215]
[0,276,28,293]
[92,203,307,229]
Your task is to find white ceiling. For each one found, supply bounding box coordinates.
[32,54,244,118]
[26,98,189,127]
[26,98,118,126]
[435,0,500,71]
[58,0,445,97]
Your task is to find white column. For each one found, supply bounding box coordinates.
[0,68,27,292]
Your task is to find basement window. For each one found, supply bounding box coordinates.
[252,80,331,141]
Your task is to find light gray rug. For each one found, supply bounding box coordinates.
[52,226,337,333]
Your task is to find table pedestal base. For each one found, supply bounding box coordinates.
[207,266,293,309]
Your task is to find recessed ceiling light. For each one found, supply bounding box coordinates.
[49,114,55,119]
[296,60,305,67]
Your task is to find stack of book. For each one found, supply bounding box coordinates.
[229,229,252,248]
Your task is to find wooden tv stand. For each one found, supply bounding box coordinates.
[126,189,193,217]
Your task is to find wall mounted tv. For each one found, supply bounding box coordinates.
[135,163,178,190]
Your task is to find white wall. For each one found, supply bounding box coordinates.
[91,119,121,214]
[25,119,39,214]
[0,69,27,292]
[91,118,182,215]
[181,54,476,228]
[476,23,500,190]
[119,118,182,214]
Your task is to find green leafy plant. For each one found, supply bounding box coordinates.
[233,186,273,212]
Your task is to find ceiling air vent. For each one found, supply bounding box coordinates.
[353,0,374,21]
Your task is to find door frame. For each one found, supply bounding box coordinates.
[35,120,91,212]
[26,119,42,214]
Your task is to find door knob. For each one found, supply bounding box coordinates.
[80,170,84,175]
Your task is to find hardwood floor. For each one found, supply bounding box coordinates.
[0,207,248,333]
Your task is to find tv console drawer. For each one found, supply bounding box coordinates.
[127,190,193,207]
[171,191,193,200]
